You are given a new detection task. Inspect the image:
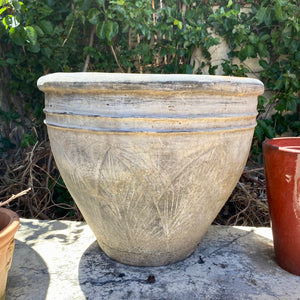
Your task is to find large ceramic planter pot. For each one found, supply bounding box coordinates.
[263,137,300,275]
[0,208,20,300]
[38,73,264,266]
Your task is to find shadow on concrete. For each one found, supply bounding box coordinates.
[77,226,297,300]
[19,219,86,246]
[6,239,50,300]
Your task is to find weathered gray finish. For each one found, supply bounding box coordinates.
[6,219,300,300]
[38,73,264,266]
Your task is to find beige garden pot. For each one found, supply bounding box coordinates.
[38,73,264,266]
[0,208,19,300]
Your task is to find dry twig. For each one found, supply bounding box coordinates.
[0,187,31,207]
[0,139,83,220]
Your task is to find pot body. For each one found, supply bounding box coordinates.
[38,73,263,266]
[0,208,20,300]
[263,137,300,275]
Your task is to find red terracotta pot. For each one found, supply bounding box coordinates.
[263,137,300,276]
[0,208,20,300]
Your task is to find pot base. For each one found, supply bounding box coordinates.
[99,240,197,267]
[276,256,300,276]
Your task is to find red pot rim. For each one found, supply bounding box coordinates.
[0,207,20,242]
[263,137,300,154]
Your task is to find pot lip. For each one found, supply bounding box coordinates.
[37,72,264,96]
[0,207,20,240]
[263,137,300,154]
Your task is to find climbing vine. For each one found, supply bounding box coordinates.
[0,0,299,152]
[209,0,300,154]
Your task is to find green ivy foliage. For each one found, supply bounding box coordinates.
[209,0,300,153]
[0,0,299,154]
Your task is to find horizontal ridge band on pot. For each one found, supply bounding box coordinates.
[44,112,257,133]
[43,94,257,116]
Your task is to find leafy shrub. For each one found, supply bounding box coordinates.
[0,0,299,215]
[1,1,299,149]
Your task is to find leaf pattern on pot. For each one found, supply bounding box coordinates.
[49,129,225,250]
[152,146,217,238]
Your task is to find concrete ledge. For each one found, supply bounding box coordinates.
[6,219,300,300]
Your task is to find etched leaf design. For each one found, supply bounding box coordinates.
[153,146,218,237]
[50,129,226,250]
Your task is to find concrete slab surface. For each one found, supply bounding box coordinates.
[5,219,300,300]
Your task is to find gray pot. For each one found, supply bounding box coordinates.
[38,73,264,266]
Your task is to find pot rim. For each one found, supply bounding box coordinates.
[0,207,20,241]
[37,72,264,96]
[263,137,300,154]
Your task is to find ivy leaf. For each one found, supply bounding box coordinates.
[140,25,150,40]
[32,25,44,37]
[5,58,16,65]
[246,44,256,58]
[9,27,25,45]
[227,0,233,8]
[87,8,99,25]
[37,5,53,17]
[259,34,270,42]
[286,97,297,111]
[256,7,267,25]
[40,20,53,35]
[282,26,292,47]
[238,47,247,62]
[256,7,272,26]
[258,95,267,107]
[25,26,37,45]
[41,47,52,58]
[274,78,284,90]
[254,124,264,142]
[249,33,259,45]
[275,99,286,112]
[290,39,299,53]
[28,42,40,53]
[239,44,255,61]
[96,21,106,40]
[174,19,182,30]
[95,0,104,5]
[294,22,300,33]
[265,125,275,139]
[259,59,269,69]
[291,121,300,131]
[276,0,288,5]
[0,6,7,15]
[257,119,275,139]
[105,21,118,41]
[275,2,287,22]
[258,42,269,58]
[181,63,193,74]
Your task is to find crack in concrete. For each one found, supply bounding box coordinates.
[81,277,153,287]
[205,229,254,257]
